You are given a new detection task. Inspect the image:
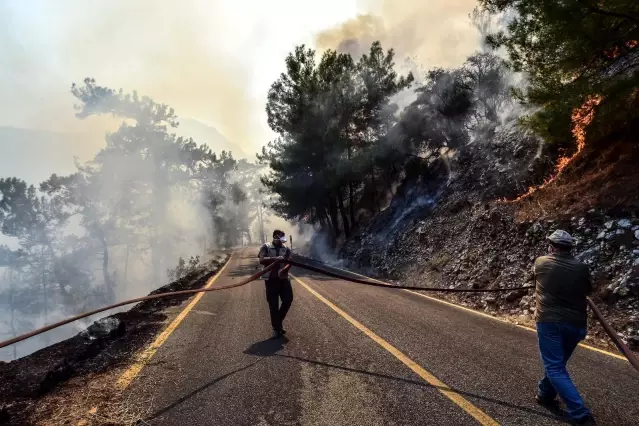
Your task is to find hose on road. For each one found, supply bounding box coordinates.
[586,298,639,372]
[1,258,637,374]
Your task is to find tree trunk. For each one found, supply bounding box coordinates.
[337,192,351,238]
[8,269,17,360]
[349,182,356,229]
[257,204,266,245]
[346,146,356,229]
[40,245,48,326]
[386,174,394,196]
[152,153,168,283]
[99,233,115,303]
[319,216,328,232]
[371,171,381,213]
[327,199,340,247]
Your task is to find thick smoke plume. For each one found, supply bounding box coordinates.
[271,0,541,259]
[0,0,263,165]
[317,0,482,66]
[0,79,265,361]
[0,0,304,360]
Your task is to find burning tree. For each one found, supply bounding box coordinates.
[480,0,639,145]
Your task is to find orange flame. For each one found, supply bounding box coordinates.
[604,40,638,59]
[503,95,603,202]
[501,40,634,203]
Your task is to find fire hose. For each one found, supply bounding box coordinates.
[0,259,637,373]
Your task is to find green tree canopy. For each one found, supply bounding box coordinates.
[260,42,413,242]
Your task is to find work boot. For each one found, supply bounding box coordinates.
[535,394,559,408]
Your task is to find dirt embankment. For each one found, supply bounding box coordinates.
[0,253,230,426]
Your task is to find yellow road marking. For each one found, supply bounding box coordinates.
[116,255,233,390]
[318,262,627,361]
[403,290,627,360]
[293,275,500,426]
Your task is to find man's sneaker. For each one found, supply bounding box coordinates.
[574,415,596,425]
[280,328,287,335]
[270,329,282,339]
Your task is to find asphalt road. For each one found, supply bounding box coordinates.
[125,248,639,425]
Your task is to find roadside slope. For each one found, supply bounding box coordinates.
[0,253,230,425]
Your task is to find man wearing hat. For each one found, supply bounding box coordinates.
[533,230,595,425]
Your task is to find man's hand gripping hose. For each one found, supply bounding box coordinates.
[0,259,637,373]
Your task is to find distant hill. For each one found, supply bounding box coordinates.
[176,118,250,159]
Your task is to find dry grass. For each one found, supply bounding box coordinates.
[29,367,152,426]
[513,140,639,221]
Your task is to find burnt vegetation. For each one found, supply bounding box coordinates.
[259,41,523,246]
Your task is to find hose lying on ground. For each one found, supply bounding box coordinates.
[296,256,639,372]
[291,257,535,292]
[1,258,637,374]
[0,261,279,350]
[586,298,639,372]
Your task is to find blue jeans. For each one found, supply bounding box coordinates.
[536,322,591,420]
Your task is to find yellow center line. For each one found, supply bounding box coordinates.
[318,262,627,361]
[293,275,500,426]
[115,254,233,390]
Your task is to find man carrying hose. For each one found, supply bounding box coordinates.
[258,229,293,339]
[534,230,595,425]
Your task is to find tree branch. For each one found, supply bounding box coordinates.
[577,0,639,23]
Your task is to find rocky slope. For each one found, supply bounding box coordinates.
[336,122,639,353]
[342,203,639,350]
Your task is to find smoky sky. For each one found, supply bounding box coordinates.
[0,1,360,166]
[317,0,482,68]
[0,1,258,147]
[0,0,482,184]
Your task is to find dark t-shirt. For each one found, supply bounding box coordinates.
[534,253,592,327]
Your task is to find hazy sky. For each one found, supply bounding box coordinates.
[0,0,480,180]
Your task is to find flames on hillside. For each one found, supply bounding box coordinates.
[503,95,603,202]
[503,39,638,203]
[604,40,638,59]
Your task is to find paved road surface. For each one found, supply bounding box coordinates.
[124,248,639,425]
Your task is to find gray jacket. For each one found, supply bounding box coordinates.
[258,242,291,281]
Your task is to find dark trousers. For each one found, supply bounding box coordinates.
[265,278,293,331]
